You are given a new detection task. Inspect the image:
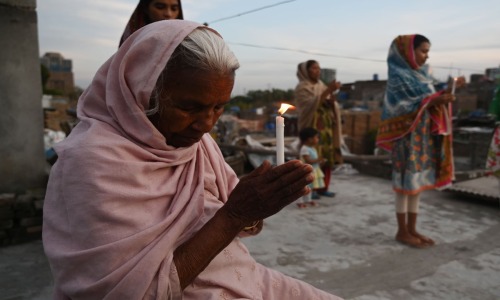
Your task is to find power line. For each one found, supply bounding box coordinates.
[204,0,296,26]
[432,65,483,73]
[228,42,485,73]
[228,42,385,63]
[201,2,486,74]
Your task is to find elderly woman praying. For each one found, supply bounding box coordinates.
[42,20,342,299]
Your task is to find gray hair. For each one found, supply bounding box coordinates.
[146,28,240,115]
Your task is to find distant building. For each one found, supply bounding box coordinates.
[341,80,387,110]
[465,71,497,113]
[486,67,500,81]
[320,68,336,83]
[41,52,75,97]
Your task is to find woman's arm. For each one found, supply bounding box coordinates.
[173,205,247,290]
[301,154,324,164]
[321,81,341,103]
[428,92,455,107]
[173,160,313,290]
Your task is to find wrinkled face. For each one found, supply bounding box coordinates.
[307,62,321,82]
[146,0,181,22]
[150,69,234,148]
[414,42,430,67]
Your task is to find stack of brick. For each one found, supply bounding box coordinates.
[0,190,45,246]
[237,118,265,134]
[43,100,71,132]
[43,109,64,131]
[342,110,382,155]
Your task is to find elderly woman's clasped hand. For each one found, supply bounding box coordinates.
[224,160,314,228]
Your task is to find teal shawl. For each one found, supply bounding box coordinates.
[377,35,449,151]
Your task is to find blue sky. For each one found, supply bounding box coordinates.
[38,0,500,96]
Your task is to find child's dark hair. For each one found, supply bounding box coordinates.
[299,127,319,142]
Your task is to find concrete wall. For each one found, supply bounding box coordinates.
[0,0,47,192]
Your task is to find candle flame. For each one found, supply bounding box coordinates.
[278,103,294,115]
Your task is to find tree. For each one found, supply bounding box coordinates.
[236,88,295,109]
[41,63,49,90]
[68,86,84,102]
[40,63,64,96]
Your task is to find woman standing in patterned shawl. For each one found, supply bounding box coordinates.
[376,34,465,248]
[119,0,183,46]
[295,60,344,198]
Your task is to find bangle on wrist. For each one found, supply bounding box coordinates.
[243,220,260,231]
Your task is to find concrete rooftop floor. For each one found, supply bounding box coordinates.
[1,171,499,300]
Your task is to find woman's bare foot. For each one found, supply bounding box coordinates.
[395,233,429,249]
[409,231,435,246]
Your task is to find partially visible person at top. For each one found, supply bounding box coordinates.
[295,60,343,198]
[119,0,183,46]
[376,34,466,249]
[42,20,342,299]
[297,127,326,208]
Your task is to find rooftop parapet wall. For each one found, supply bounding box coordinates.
[0,0,46,192]
[0,0,36,9]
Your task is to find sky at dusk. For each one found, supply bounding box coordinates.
[38,0,500,96]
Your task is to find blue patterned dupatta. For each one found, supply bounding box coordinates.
[376,35,454,193]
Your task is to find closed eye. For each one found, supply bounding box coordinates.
[214,104,225,112]
[176,105,201,113]
[154,3,166,9]
[174,100,229,113]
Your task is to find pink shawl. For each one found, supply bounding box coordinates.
[43,20,341,300]
[42,20,238,299]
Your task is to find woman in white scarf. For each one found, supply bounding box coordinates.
[295,60,344,197]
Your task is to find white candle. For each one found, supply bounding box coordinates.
[451,77,457,95]
[275,103,293,165]
[276,115,285,165]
